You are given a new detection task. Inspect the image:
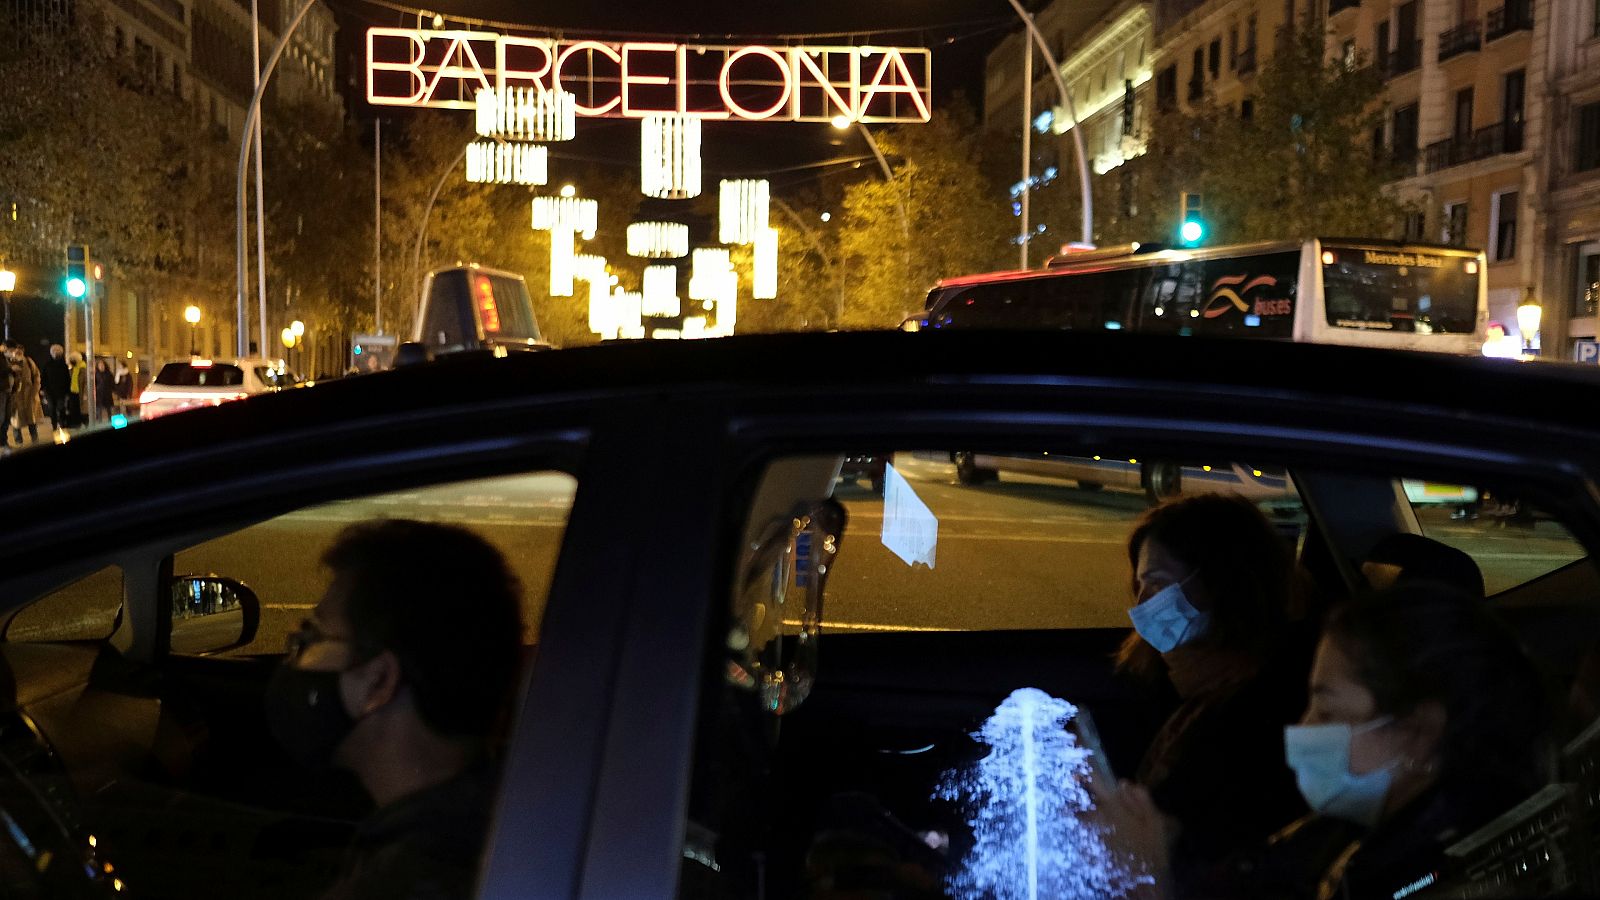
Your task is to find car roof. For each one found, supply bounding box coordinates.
[23,331,1600,453]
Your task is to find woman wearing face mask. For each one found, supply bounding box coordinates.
[1115,493,1316,885]
[1105,583,1548,899]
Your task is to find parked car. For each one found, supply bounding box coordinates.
[137,357,301,420]
[0,332,1597,899]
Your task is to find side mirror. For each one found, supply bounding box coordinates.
[393,341,432,367]
[169,575,261,656]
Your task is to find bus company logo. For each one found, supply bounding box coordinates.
[1362,250,1444,268]
[1203,274,1285,319]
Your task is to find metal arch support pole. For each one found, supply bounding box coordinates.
[1005,0,1094,248]
[409,141,471,330]
[235,0,320,358]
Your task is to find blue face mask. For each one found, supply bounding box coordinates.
[1283,717,1397,828]
[1127,579,1211,653]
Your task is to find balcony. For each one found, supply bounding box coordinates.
[1423,120,1524,172]
[1238,47,1257,74]
[1485,0,1533,40]
[1384,40,1422,78]
[1439,20,1482,60]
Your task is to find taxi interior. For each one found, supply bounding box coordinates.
[683,444,1600,899]
[0,429,1595,898]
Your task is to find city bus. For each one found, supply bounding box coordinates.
[909,238,1488,503]
[903,237,1488,356]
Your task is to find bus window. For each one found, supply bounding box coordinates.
[1322,247,1479,334]
[1138,266,1184,334]
[1099,268,1145,330]
[1193,252,1299,338]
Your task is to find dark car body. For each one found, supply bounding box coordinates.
[1,332,1599,898]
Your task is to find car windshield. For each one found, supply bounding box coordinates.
[153,363,245,388]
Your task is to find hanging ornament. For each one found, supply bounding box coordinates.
[718,179,770,244]
[465,140,549,185]
[688,248,733,301]
[753,227,779,300]
[550,232,575,298]
[475,86,576,142]
[531,196,599,240]
[627,222,690,259]
[611,289,645,340]
[643,265,681,317]
[641,114,702,199]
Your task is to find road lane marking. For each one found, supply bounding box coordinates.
[784,619,957,633]
[264,603,319,610]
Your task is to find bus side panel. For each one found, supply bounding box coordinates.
[1294,242,1318,343]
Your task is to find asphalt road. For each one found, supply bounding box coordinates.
[8,457,1585,651]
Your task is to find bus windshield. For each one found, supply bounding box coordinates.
[1321,247,1479,334]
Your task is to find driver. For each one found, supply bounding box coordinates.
[265,519,524,900]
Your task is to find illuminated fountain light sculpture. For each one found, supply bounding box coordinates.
[718,179,770,245]
[753,227,779,300]
[642,265,680,317]
[465,140,548,185]
[936,688,1150,899]
[475,86,576,143]
[627,221,690,259]
[531,195,598,240]
[641,114,702,199]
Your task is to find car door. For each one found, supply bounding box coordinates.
[554,342,1600,899]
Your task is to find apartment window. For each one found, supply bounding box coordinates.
[1393,103,1420,163]
[1241,98,1255,120]
[1454,88,1475,143]
[1404,210,1427,241]
[1376,21,1391,69]
[1577,242,1600,318]
[1372,125,1386,159]
[1284,0,1295,26]
[1190,47,1205,99]
[114,26,124,52]
[1156,65,1178,110]
[1578,101,1600,173]
[1229,26,1239,69]
[1443,201,1469,246]
[1491,190,1518,261]
[1137,39,1146,64]
[1209,38,1221,78]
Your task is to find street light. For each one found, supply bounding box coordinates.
[0,266,14,340]
[184,305,202,356]
[1517,293,1543,356]
[290,319,304,338]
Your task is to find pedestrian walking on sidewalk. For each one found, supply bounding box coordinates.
[6,341,43,445]
[94,359,114,424]
[41,344,68,431]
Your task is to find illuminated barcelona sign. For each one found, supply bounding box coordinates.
[367,29,933,123]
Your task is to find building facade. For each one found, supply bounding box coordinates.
[986,0,1600,360]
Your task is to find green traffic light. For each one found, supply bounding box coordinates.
[66,277,87,299]
[1180,220,1205,245]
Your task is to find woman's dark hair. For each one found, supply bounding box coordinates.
[323,519,525,738]
[1324,585,1548,790]
[1116,493,1298,678]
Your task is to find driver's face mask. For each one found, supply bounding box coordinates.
[1128,576,1211,653]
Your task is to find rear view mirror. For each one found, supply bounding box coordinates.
[169,575,261,656]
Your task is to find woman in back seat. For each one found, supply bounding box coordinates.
[1116,494,1316,884]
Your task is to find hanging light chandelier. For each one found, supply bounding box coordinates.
[531,195,599,240]
[465,140,549,186]
[718,179,770,244]
[626,222,690,259]
[641,114,702,199]
[550,232,578,298]
[688,248,733,301]
[643,265,681,317]
[753,227,779,300]
[611,289,645,340]
[475,86,576,143]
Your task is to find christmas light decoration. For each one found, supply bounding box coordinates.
[611,289,644,340]
[626,221,690,259]
[689,248,732,301]
[753,226,778,300]
[464,140,549,185]
[474,86,576,142]
[531,196,598,240]
[549,231,575,298]
[643,265,680,317]
[718,179,769,244]
[641,114,701,199]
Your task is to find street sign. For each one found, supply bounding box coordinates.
[1576,340,1600,365]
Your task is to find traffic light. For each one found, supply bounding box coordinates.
[1178,192,1206,247]
[64,243,89,299]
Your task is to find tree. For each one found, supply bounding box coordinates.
[836,104,1012,328]
[1101,24,1410,247]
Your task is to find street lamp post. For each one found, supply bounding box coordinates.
[0,266,15,341]
[184,305,201,356]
